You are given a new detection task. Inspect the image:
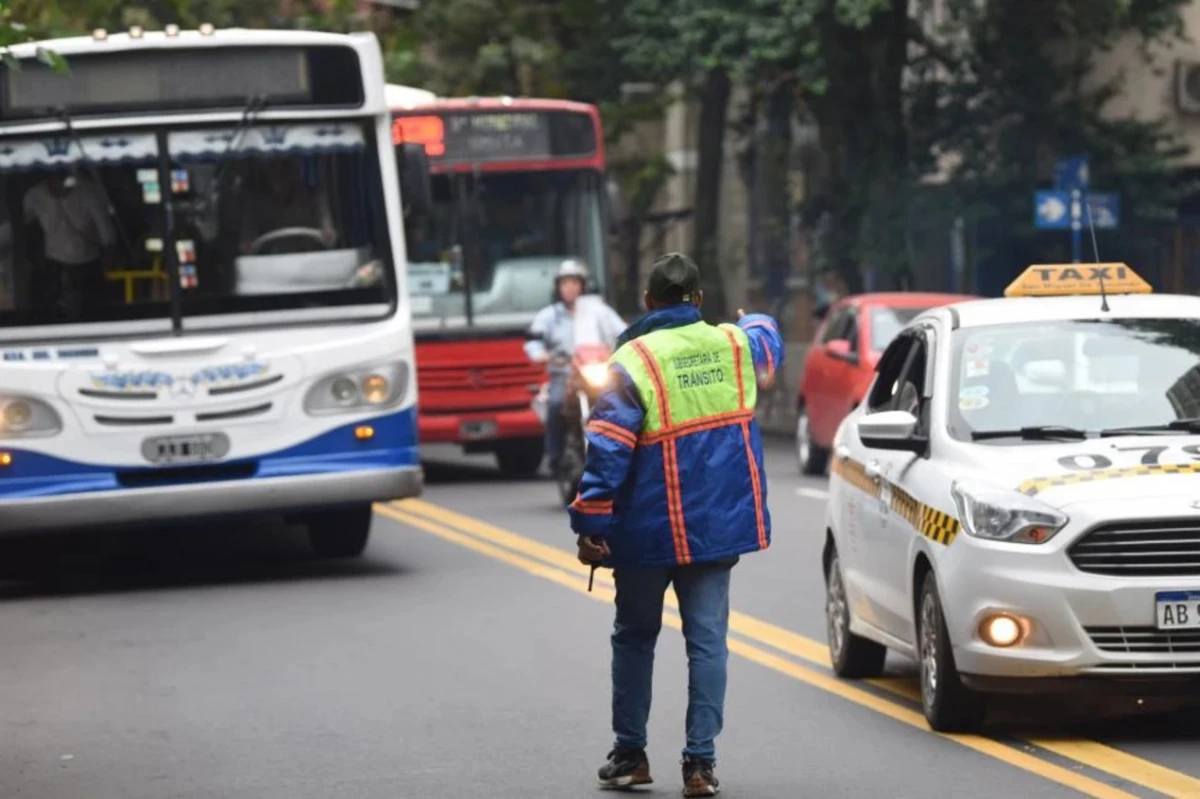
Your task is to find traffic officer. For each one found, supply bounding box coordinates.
[568,252,784,798]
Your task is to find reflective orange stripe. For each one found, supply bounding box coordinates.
[721,328,746,410]
[762,338,775,377]
[571,496,614,515]
[587,419,637,448]
[741,420,768,549]
[630,340,691,565]
[743,320,777,333]
[725,329,766,548]
[639,408,755,445]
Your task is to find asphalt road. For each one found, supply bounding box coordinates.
[2,439,1200,798]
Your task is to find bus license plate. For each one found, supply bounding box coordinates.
[460,421,498,441]
[141,433,231,465]
[1155,591,1200,630]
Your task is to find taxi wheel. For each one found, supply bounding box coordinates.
[307,505,372,558]
[797,407,829,476]
[917,573,988,733]
[826,551,886,678]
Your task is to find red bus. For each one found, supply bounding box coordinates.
[388,85,612,475]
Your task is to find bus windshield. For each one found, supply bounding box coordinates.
[0,121,393,332]
[403,168,606,328]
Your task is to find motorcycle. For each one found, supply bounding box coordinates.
[547,343,613,506]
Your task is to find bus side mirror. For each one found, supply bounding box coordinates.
[397,143,432,218]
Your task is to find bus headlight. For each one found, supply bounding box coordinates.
[304,361,408,416]
[0,396,62,438]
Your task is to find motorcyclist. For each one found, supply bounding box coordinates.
[524,258,626,474]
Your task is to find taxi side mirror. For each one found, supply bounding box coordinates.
[826,338,857,363]
[858,410,926,453]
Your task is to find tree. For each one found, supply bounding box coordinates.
[906,0,1191,292]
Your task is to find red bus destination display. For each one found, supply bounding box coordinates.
[393,109,597,165]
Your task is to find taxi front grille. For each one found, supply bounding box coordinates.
[1069,519,1200,577]
[1087,626,1200,656]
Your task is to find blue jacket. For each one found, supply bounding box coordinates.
[568,304,785,568]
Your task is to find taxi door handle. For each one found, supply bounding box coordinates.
[864,460,883,480]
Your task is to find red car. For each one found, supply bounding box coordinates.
[795,292,972,475]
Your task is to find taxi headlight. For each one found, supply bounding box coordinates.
[579,363,609,389]
[304,361,408,416]
[950,478,1068,545]
[0,396,62,438]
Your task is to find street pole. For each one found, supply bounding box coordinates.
[1070,189,1082,263]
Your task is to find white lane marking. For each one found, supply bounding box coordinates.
[796,486,829,500]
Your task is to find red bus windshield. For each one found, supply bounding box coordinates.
[394,105,608,332]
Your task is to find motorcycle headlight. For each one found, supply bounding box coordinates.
[0,396,62,438]
[950,478,1068,545]
[580,363,609,389]
[304,361,409,416]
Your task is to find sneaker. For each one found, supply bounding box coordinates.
[597,747,652,789]
[681,757,720,797]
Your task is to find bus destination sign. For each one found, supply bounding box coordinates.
[393,109,597,165]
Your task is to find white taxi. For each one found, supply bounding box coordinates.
[822,263,1200,732]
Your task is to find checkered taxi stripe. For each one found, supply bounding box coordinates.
[832,456,881,498]
[833,457,960,546]
[1018,462,1200,497]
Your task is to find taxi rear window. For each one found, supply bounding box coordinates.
[947,318,1200,441]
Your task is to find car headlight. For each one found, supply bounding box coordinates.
[303,361,409,416]
[950,478,1068,545]
[0,396,62,438]
[579,363,609,389]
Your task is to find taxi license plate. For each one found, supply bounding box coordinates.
[460,420,498,441]
[141,433,230,465]
[1155,591,1200,630]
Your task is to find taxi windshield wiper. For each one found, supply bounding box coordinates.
[971,425,1089,441]
[1099,418,1200,437]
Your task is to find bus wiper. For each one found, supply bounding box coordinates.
[198,95,267,215]
[971,425,1089,441]
[1099,418,1200,437]
[57,107,137,265]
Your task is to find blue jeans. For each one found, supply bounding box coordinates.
[611,562,733,762]
[546,373,568,464]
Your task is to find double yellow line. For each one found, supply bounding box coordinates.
[377,498,1200,799]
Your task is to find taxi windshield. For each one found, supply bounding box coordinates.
[948,318,1200,441]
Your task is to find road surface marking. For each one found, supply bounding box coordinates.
[796,487,830,500]
[381,500,1163,798]
[399,498,1200,798]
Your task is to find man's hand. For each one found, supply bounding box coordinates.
[577,535,610,565]
[737,308,745,320]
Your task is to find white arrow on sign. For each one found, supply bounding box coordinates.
[1038,195,1068,224]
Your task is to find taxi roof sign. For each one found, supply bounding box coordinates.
[1004,263,1153,298]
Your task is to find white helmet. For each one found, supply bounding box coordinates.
[555,258,590,286]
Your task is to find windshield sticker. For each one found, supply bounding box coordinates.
[965,343,994,357]
[959,395,989,410]
[959,385,989,398]
[171,169,190,195]
[965,359,990,378]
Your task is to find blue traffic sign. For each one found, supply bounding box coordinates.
[1084,192,1120,229]
[1055,156,1090,191]
[1034,190,1072,230]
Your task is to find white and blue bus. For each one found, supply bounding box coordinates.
[0,26,431,556]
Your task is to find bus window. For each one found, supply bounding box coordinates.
[0,132,168,328]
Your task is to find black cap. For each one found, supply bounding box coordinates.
[647,252,701,305]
